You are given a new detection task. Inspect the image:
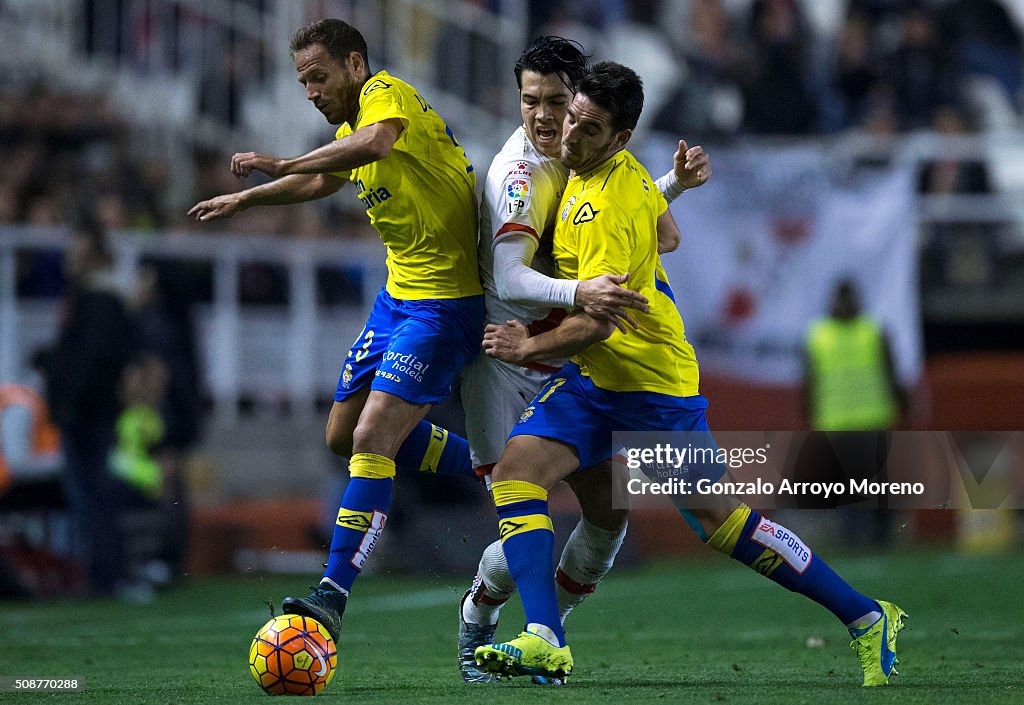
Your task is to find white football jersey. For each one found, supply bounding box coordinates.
[478,126,569,332]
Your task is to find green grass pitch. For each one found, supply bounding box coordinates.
[1,549,1021,703]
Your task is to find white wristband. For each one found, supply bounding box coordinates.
[656,170,686,203]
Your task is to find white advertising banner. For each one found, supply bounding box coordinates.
[643,139,923,385]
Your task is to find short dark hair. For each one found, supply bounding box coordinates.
[514,36,590,92]
[577,61,644,131]
[290,19,369,71]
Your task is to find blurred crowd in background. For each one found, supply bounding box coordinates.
[0,0,1021,237]
[532,0,1023,136]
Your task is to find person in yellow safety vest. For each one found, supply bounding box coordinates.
[801,279,907,545]
[110,356,167,500]
[804,280,906,432]
[0,383,62,495]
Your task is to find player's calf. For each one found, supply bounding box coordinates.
[702,502,905,684]
[555,517,627,622]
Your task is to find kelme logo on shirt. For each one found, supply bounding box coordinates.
[362,78,392,95]
[572,202,598,225]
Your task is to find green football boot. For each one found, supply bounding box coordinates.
[850,600,907,686]
[474,631,573,681]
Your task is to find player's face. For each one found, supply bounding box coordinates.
[294,44,362,125]
[519,70,573,158]
[560,93,631,173]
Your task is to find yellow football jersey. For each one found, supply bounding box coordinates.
[334,70,482,300]
[552,150,700,396]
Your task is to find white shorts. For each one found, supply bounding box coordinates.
[460,353,554,470]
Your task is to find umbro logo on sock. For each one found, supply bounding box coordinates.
[499,519,527,540]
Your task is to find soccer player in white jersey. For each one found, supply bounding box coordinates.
[457,36,712,683]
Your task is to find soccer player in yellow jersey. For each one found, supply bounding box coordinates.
[189,19,485,644]
[473,63,906,687]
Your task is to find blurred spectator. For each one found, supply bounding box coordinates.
[919,105,992,195]
[917,104,998,287]
[801,279,905,544]
[937,0,1024,111]
[804,279,905,433]
[112,353,171,597]
[111,355,167,500]
[35,219,135,597]
[830,11,882,131]
[0,380,65,599]
[653,0,746,137]
[604,0,679,134]
[885,8,960,131]
[741,0,819,134]
[133,263,205,580]
[853,83,902,168]
[198,43,246,128]
[0,382,62,496]
[535,0,608,58]
[432,1,504,114]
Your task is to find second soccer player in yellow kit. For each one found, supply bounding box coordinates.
[189,19,484,647]
[475,62,905,688]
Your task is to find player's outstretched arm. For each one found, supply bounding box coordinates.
[188,173,345,222]
[482,313,614,366]
[231,119,404,179]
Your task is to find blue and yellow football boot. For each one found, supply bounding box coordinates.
[474,631,573,681]
[850,600,907,686]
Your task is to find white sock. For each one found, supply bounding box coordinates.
[847,610,883,633]
[461,540,515,626]
[527,623,560,647]
[319,577,349,596]
[555,517,627,623]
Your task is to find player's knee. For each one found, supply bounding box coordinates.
[479,540,511,583]
[325,398,364,458]
[349,422,371,454]
[351,420,395,457]
[325,426,353,458]
[490,459,522,484]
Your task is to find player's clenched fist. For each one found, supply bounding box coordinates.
[482,320,530,365]
[187,193,245,222]
[231,152,287,179]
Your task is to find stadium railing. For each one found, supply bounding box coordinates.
[2,131,1023,420]
[0,226,388,423]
